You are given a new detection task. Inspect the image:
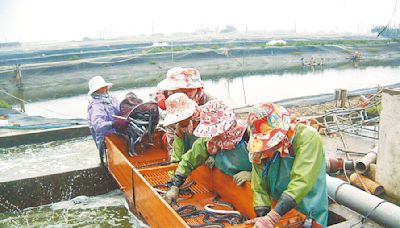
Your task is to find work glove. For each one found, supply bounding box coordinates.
[164,186,179,204]
[233,171,251,186]
[254,206,271,217]
[245,210,281,228]
[112,118,129,129]
[205,156,215,169]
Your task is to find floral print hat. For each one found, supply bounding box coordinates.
[194,100,247,154]
[247,102,296,164]
[157,67,204,91]
[193,100,236,137]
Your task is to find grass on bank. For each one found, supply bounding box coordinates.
[0,99,11,109]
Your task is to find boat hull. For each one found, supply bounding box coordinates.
[106,133,306,227]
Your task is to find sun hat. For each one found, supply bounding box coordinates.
[206,119,247,154]
[88,76,113,95]
[157,67,204,90]
[163,93,197,126]
[193,100,236,138]
[247,102,294,163]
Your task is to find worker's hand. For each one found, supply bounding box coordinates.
[112,118,129,129]
[164,186,179,204]
[245,210,281,228]
[205,156,215,169]
[233,171,251,186]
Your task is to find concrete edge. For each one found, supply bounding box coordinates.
[0,125,90,148]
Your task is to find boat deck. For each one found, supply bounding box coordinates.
[106,133,306,227]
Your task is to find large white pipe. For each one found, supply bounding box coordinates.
[327,175,400,228]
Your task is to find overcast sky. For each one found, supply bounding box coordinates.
[0,0,399,42]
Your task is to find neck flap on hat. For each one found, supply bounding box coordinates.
[248,117,308,164]
[206,119,248,154]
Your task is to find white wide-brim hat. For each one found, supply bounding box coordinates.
[88,76,113,95]
[163,93,197,126]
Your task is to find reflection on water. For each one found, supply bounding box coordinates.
[23,66,400,119]
[0,190,148,227]
[0,137,98,182]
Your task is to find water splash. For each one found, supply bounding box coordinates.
[0,190,148,227]
[0,137,99,182]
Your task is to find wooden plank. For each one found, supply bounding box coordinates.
[132,168,189,228]
[212,168,256,219]
[106,137,134,205]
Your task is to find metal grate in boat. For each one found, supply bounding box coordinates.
[132,158,168,169]
[142,169,209,195]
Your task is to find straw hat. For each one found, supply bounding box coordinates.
[193,100,236,138]
[163,93,197,126]
[247,102,292,153]
[88,76,112,95]
[157,67,204,90]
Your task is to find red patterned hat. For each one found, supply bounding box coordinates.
[193,100,236,138]
[247,102,293,163]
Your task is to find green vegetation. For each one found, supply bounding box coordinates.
[226,43,236,49]
[365,48,380,53]
[270,43,286,47]
[210,44,220,49]
[0,99,11,109]
[249,43,267,48]
[69,55,81,61]
[173,46,192,52]
[148,60,157,65]
[366,102,382,114]
[147,47,171,54]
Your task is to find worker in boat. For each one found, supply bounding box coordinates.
[120,91,143,116]
[164,100,252,204]
[87,76,129,160]
[155,67,213,158]
[244,102,328,227]
[163,93,200,167]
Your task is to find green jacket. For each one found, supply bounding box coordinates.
[171,134,198,163]
[176,137,251,177]
[252,124,328,226]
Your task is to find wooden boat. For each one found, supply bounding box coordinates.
[105,127,308,227]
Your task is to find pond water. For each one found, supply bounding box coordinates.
[0,137,97,182]
[22,66,400,119]
[0,190,148,227]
